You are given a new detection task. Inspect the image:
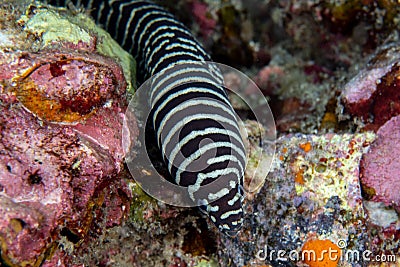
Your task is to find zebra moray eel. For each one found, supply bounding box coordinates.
[51,0,247,236]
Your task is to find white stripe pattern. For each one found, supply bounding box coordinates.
[175,141,245,184]
[156,99,237,141]
[159,113,242,156]
[150,69,226,104]
[53,0,247,236]
[166,128,244,174]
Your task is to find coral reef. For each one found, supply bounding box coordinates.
[0,1,136,266]
[1,0,400,266]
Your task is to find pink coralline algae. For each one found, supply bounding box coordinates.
[341,43,400,129]
[1,50,126,124]
[0,3,137,266]
[191,0,217,38]
[0,93,133,266]
[361,115,400,213]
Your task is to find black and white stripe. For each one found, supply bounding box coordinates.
[51,0,246,236]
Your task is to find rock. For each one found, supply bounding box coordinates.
[341,41,400,129]
[360,115,400,212]
[218,132,376,266]
[0,1,137,265]
[363,201,398,228]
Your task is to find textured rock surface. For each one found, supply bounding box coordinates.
[219,133,376,266]
[341,43,400,129]
[0,90,133,266]
[0,1,136,266]
[361,115,400,211]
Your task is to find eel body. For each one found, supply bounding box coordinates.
[52,0,247,236]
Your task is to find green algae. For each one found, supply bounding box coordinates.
[22,9,92,47]
[127,180,159,224]
[194,258,219,267]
